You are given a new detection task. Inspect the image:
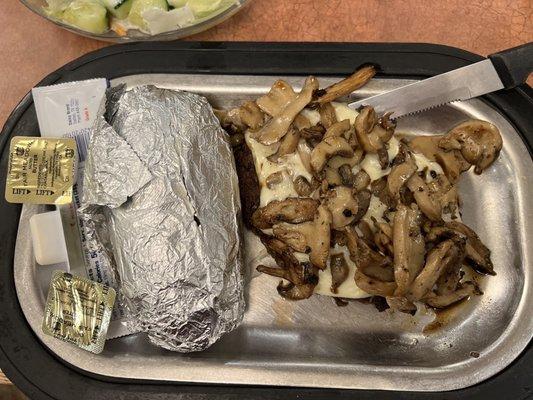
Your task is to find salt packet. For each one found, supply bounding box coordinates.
[32,79,107,163]
[32,79,135,339]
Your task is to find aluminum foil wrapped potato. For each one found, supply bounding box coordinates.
[80,85,244,352]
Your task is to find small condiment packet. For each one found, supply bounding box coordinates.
[42,271,116,354]
[32,78,108,162]
[5,136,77,204]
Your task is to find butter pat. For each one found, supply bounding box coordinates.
[29,210,69,267]
[5,137,77,205]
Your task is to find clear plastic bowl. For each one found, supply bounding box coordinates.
[20,0,250,42]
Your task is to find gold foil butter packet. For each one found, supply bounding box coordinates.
[42,271,116,354]
[5,136,77,204]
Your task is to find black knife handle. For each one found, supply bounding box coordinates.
[489,42,533,89]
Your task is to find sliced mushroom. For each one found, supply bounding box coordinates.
[392,204,426,296]
[277,279,316,300]
[325,186,359,229]
[310,136,354,174]
[330,253,350,293]
[386,297,417,313]
[355,106,382,153]
[325,166,343,186]
[323,119,351,139]
[256,79,296,116]
[445,221,495,275]
[406,174,442,221]
[424,281,482,308]
[354,270,397,297]
[338,164,355,186]
[273,205,332,269]
[373,221,394,256]
[357,219,374,245]
[328,148,364,169]
[319,102,338,128]
[353,170,371,192]
[299,125,325,143]
[409,135,471,183]
[252,76,319,145]
[276,126,300,157]
[257,232,299,270]
[293,176,313,196]
[297,140,314,175]
[312,65,376,105]
[352,189,372,223]
[370,176,394,209]
[387,150,417,200]
[331,229,347,246]
[408,237,466,301]
[216,101,265,133]
[345,226,394,281]
[251,198,319,229]
[439,120,503,174]
[265,171,285,189]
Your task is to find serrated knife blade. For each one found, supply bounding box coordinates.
[348,59,505,118]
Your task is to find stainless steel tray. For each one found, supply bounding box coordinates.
[14,74,533,392]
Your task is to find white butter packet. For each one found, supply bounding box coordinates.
[32,78,138,339]
[32,78,108,162]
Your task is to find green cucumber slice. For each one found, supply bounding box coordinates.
[61,0,109,34]
[128,0,168,30]
[167,0,188,7]
[101,0,134,19]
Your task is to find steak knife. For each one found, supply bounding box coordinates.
[348,43,533,118]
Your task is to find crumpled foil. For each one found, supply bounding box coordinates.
[79,85,245,352]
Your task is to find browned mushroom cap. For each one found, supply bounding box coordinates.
[319,102,338,128]
[408,237,466,301]
[330,253,350,294]
[350,189,371,223]
[273,205,332,269]
[300,125,325,143]
[265,171,285,189]
[323,119,351,139]
[408,135,470,183]
[293,176,313,197]
[353,170,371,193]
[424,281,482,308]
[277,278,316,300]
[251,198,319,229]
[388,149,417,201]
[439,120,503,174]
[324,186,359,229]
[445,221,495,275]
[406,174,442,221]
[252,76,319,145]
[392,204,426,296]
[310,136,354,174]
[312,65,376,105]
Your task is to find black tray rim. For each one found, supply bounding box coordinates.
[0,41,531,400]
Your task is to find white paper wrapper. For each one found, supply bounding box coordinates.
[79,85,245,352]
